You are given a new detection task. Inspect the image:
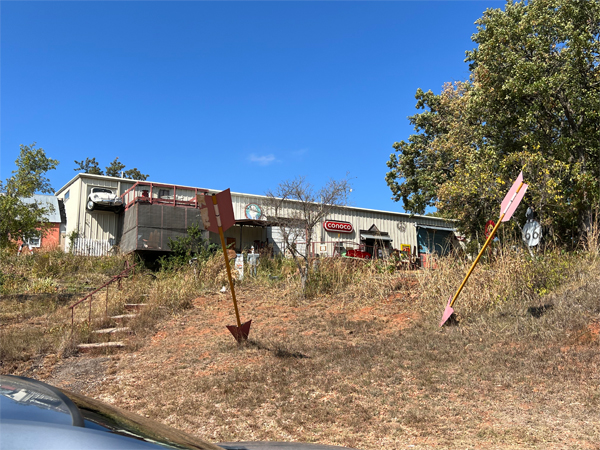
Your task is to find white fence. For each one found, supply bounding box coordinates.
[70,238,116,256]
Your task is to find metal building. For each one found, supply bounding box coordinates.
[56,174,135,255]
[55,174,459,263]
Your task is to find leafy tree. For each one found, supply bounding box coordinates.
[0,144,59,248]
[105,157,126,177]
[105,157,149,180]
[74,157,149,180]
[386,0,600,243]
[74,157,103,175]
[122,168,149,181]
[263,176,352,292]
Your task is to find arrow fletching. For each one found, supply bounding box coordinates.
[500,172,528,222]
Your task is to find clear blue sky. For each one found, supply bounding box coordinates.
[1,1,504,213]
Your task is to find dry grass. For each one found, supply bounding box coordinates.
[62,261,598,449]
[2,246,599,449]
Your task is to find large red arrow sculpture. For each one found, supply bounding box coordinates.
[198,189,251,342]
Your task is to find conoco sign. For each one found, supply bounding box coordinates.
[323,220,353,233]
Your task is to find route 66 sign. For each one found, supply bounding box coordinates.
[522,220,542,247]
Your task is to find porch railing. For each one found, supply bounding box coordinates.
[121,182,208,210]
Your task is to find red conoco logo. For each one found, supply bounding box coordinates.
[323,220,353,233]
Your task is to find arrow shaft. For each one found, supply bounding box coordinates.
[440,178,527,326]
[213,195,242,329]
[449,213,504,308]
[448,180,525,309]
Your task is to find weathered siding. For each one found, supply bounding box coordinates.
[56,175,456,258]
[230,191,455,257]
[56,174,134,254]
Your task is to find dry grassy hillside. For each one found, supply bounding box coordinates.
[1,245,598,449]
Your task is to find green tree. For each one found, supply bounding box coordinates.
[104,157,148,180]
[74,157,103,175]
[122,167,149,181]
[162,224,217,269]
[0,144,59,248]
[386,0,600,243]
[105,157,126,177]
[75,157,149,180]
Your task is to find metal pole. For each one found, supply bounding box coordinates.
[449,181,525,309]
[212,195,242,329]
[448,214,504,309]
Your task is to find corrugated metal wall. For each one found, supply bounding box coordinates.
[78,178,134,245]
[58,175,134,254]
[230,192,455,257]
[57,176,456,257]
[58,178,83,251]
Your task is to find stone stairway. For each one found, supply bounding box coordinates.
[77,303,147,352]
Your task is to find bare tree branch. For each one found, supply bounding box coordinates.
[263,175,352,293]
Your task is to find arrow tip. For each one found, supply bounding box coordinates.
[226,320,252,343]
[440,297,454,327]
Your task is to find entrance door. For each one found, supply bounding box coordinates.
[417,228,453,256]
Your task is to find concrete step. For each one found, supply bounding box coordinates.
[110,314,138,322]
[77,342,125,352]
[124,303,147,311]
[92,327,131,335]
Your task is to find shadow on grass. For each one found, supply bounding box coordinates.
[244,339,310,359]
[527,303,554,318]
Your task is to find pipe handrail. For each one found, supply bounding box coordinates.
[69,262,137,330]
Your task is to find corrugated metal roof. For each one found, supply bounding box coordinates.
[55,173,456,226]
[20,195,62,223]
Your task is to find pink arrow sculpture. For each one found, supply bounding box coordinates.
[440,173,528,327]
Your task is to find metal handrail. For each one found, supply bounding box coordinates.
[69,262,137,331]
[121,181,208,210]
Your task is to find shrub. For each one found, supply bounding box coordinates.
[159,225,218,271]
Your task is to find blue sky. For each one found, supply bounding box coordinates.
[1,1,504,213]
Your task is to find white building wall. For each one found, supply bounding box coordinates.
[321,206,419,255]
[230,191,454,257]
[56,174,134,254]
[55,177,456,257]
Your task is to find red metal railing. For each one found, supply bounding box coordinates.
[121,182,208,210]
[69,261,137,332]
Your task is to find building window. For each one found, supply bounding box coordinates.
[158,189,172,199]
[64,190,70,201]
[24,233,41,248]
